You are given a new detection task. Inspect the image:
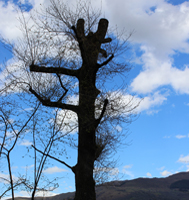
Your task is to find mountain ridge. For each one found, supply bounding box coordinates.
[7,171,189,200]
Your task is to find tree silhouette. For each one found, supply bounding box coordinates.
[29,16,115,200]
[0,1,139,200]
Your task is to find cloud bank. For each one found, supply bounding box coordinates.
[1,0,189,114]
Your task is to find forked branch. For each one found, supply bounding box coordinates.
[29,87,78,113]
[56,73,68,102]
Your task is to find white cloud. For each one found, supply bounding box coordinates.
[17,190,57,198]
[0,173,11,183]
[131,54,189,94]
[107,0,189,56]
[22,164,34,169]
[0,1,23,41]
[136,91,168,113]
[146,109,159,115]
[109,168,119,176]
[0,0,53,43]
[123,164,133,169]
[65,186,73,191]
[43,166,67,174]
[97,90,166,116]
[175,135,187,139]
[56,110,78,134]
[35,190,57,197]
[0,173,18,183]
[163,136,171,139]
[122,169,134,179]
[178,154,189,163]
[146,172,152,177]
[122,165,134,178]
[101,0,189,96]
[17,191,30,197]
[19,139,32,146]
[160,170,172,177]
[157,166,165,171]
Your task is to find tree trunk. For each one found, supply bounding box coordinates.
[74,66,99,200]
[74,125,96,200]
[72,18,111,200]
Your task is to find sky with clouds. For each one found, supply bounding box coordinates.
[1,0,189,198]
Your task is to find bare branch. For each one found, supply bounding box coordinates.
[0,115,7,157]
[31,145,73,171]
[29,87,78,113]
[30,63,79,78]
[97,54,114,68]
[95,99,108,127]
[6,153,14,199]
[0,179,27,199]
[56,74,68,102]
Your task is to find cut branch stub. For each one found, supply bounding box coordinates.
[76,18,85,40]
[101,38,112,44]
[73,18,113,65]
[96,18,109,43]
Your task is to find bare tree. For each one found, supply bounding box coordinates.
[0,1,140,200]
[0,95,39,199]
[30,107,69,199]
[0,98,68,199]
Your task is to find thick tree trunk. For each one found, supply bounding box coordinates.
[73,66,98,200]
[74,125,96,200]
[72,18,111,200]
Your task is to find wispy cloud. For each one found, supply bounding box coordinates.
[175,135,187,139]
[178,154,189,164]
[0,173,18,183]
[176,134,189,139]
[123,164,133,169]
[65,186,73,191]
[122,169,134,179]
[146,172,152,177]
[43,166,67,174]
[160,170,172,177]
[19,139,32,146]
[164,134,189,139]
[146,110,160,115]
[17,190,57,198]
[163,136,171,139]
[157,166,165,171]
[122,165,134,179]
[136,91,168,114]
[22,164,34,169]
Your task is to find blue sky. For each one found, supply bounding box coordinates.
[1,0,189,198]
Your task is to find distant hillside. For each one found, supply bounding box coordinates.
[7,171,189,200]
[95,171,189,200]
